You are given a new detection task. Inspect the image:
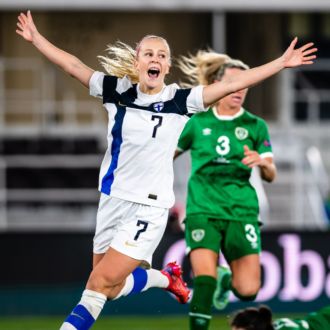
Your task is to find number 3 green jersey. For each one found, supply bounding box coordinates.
[273,306,330,330]
[177,108,273,222]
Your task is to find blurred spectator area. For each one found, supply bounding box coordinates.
[0,10,329,231]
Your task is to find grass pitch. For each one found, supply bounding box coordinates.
[0,315,231,330]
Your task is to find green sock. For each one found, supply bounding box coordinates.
[231,287,257,301]
[219,271,257,301]
[221,272,232,291]
[189,276,217,330]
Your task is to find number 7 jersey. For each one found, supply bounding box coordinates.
[89,71,205,208]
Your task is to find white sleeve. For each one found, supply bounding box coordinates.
[186,85,207,114]
[89,71,106,98]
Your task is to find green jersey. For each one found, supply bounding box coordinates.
[273,306,330,330]
[177,108,273,222]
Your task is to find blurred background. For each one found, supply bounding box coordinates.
[0,0,330,323]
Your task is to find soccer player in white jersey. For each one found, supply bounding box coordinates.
[16,10,317,330]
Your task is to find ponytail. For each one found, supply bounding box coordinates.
[176,50,229,87]
[98,41,139,83]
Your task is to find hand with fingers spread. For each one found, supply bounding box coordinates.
[202,37,318,107]
[15,10,93,87]
[16,10,39,43]
[281,37,318,68]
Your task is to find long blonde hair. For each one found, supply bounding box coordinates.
[176,50,230,87]
[177,50,249,87]
[98,35,171,84]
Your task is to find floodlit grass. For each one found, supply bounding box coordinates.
[0,315,231,330]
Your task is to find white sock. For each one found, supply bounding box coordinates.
[113,267,169,300]
[60,289,107,330]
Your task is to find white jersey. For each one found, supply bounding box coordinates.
[89,71,206,208]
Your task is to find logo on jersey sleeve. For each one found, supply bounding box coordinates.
[192,229,205,242]
[202,128,212,136]
[235,127,248,140]
[153,102,164,112]
[263,139,272,147]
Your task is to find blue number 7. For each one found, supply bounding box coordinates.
[134,220,149,241]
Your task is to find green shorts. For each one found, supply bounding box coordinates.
[185,215,261,263]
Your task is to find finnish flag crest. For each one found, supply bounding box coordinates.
[153,102,164,112]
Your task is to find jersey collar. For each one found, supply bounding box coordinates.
[212,107,245,121]
[136,83,167,100]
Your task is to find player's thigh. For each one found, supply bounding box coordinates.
[190,248,218,278]
[230,254,260,289]
[222,221,261,264]
[185,214,222,254]
[91,247,142,284]
[93,253,105,268]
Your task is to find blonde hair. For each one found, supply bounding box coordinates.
[98,35,171,84]
[136,35,171,63]
[215,58,250,81]
[177,50,250,87]
[176,50,230,87]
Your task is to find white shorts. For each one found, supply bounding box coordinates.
[93,194,169,266]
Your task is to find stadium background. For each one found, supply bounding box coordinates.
[0,0,330,328]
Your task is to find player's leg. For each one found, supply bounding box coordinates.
[94,254,189,303]
[60,248,140,330]
[113,260,189,303]
[94,194,172,297]
[213,221,261,310]
[189,248,218,330]
[108,200,189,303]
[61,196,190,330]
[230,254,260,300]
[185,215,221,330]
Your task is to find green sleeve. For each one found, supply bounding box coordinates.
[305,306,330,330]
[273,317,309,329]
[254,118,273,157]
[273,306,330,330]
[177,116,195,152]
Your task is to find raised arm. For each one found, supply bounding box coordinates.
[16,10,94,88]
[202,38,317,107]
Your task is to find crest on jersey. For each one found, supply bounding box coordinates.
[153,102,164,112]
[192,229,205,242]
[235,127,248,140]
[202,128,212,136]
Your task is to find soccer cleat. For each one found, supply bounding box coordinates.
[161,261,190,304]
[213,265,231,310]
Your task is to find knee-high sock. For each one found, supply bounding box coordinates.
[60,289,107,330]
[231,287,257,301]
[189,276,217,330]
[113,267,169,300]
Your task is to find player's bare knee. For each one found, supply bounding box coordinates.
[87,271,119,294]
[232,279,260,297]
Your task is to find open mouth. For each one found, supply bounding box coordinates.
[148,68,160,79]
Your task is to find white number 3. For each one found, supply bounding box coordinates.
[216,135,230,156]
[245,224,258,243]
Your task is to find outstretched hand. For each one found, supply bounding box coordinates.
[16,10,38,42]
[282,37,317,68]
